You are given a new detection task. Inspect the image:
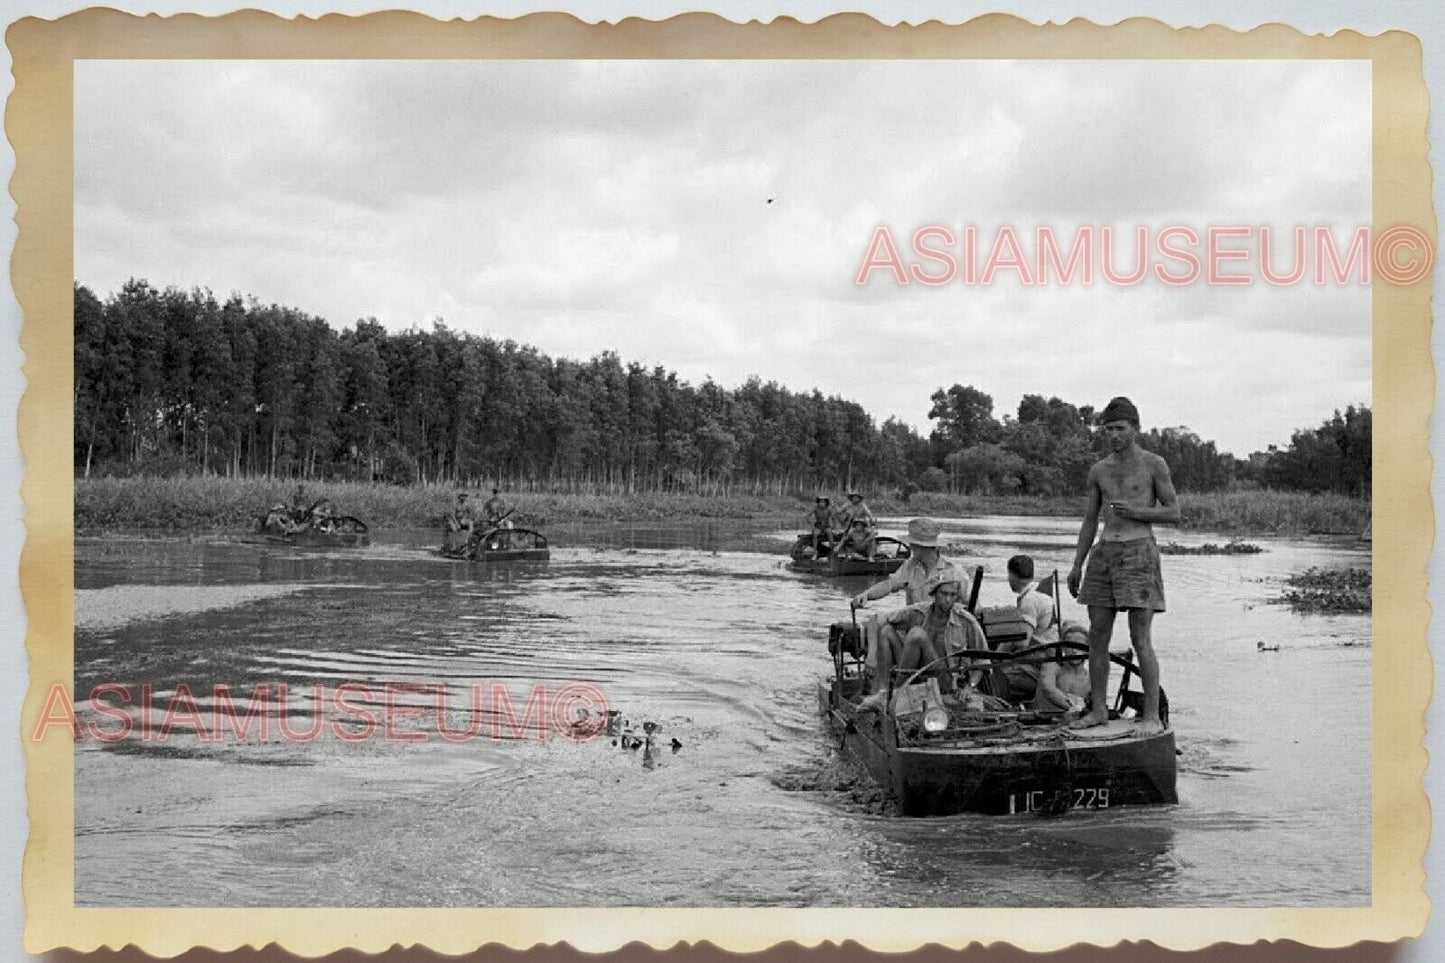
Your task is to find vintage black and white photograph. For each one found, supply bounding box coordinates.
[68,55,1374,908]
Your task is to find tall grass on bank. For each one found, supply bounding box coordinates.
[74,476,803,532]
[1177,490,1369,536]
[75,475,1370,537]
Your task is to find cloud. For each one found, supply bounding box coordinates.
[75,59,1370,455]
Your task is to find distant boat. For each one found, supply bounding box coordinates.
[256,511,370,548]
[788,534,910,577]
[438,526,550,563]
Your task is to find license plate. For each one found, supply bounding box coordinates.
[1008,786,1111,814]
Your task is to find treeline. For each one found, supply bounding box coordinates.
[77,281,907,492]
[1241,405,1371,497]
[74,280,1368,499]
[918,385,1238,496]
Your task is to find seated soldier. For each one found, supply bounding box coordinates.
[263,502,302,534]
[834,518,877,559]
[1032,621,1093,717]
[869,570,987,698]
[309,498,337,532]
[992,554,1062,703]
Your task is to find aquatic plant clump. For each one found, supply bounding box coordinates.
[1159,540,1265,556]
[1274,567,1371,614]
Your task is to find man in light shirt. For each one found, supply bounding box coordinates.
[851,517,961,608]
[994,553,1060,702]
[1008,554,1059,645]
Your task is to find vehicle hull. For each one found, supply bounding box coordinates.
[262,529,370,548]
[819,681,1177,816]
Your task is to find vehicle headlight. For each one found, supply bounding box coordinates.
[922,705,950,733]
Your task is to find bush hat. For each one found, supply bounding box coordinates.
[906,517,941,547]
[846,492,864,501]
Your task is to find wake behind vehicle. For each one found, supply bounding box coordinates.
[789,532,910,576]
[820,610,1177,817]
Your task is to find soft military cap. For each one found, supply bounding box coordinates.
[1101,396,1140,425]
[924,568,963,596]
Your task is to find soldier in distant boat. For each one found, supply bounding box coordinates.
[807,495,836,557]
[483,488,513,529]
[309,497,337,532]
[446,492,476,546]
[264,502,304,535]
[836,491,875,530]
[834,518,877,559]
[479,488,514,551]
[289,483,310,524]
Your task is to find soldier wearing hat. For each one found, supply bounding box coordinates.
[852,517,962,608]
[444,492,476,552]
[1066,395,1180,736]
[836,491,875,531]
[807,495,837,557]
[872,568,987,695]
[834,517,876,559]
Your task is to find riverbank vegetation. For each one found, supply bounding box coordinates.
[75,474,1370,537]
[75,281,1369,511]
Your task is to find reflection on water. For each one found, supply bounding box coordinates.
[73,517,1370,907]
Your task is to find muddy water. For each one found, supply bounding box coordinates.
[73,516,1370,907]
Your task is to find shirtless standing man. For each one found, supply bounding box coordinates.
[1066,396,1180,735]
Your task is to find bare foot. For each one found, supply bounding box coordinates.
[1067,710,1108,730]
[1133,718,1166,736]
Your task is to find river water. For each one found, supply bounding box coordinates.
[72,515,1371,907]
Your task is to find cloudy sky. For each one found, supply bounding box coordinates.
[75,59,1370,456]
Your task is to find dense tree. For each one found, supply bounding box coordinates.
[73,280,1364,500]
[1255,405,1371,496]
[928,384,1000,461]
